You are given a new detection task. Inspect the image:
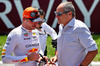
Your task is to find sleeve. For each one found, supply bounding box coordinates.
[1,31,28,64]
[77,27,98,51]
[41,23,58,40]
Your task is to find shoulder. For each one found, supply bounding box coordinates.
[8,26,22,37]
[74,19,88,28]
[73,19,90,33]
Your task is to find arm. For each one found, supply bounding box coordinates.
[78,27,98,66]
[80,50,98,66]
[41,23,57,40]
[50,51,57,64]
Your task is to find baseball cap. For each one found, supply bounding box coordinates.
[23,7,43,22]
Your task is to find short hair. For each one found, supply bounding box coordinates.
[63,1,75,17]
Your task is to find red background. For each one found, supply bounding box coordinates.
[0,0,100,34]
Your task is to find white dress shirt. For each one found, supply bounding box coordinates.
[57,18,97,66]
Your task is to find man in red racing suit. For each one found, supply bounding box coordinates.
[1,7,47,66]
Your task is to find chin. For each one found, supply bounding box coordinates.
[32,27,36,29]
[58,21,62,24]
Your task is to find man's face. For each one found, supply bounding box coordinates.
[55,4,71,26]
[25,18,39,30]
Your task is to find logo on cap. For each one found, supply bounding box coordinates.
[30,12,36,17]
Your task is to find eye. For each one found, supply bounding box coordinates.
[57,13,61,16]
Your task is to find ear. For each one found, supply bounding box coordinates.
[69,11,72,16]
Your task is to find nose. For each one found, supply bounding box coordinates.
[32,22,38,26]
[36,22,39,25]
[56,15,59,18]
[56,15,59,19]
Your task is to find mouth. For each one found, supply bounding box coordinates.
[57,20,60,22]
[57,20,61,24]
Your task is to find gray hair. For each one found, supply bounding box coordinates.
[63,1,75,17]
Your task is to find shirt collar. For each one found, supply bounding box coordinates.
[21,25,32,33]
[64,17,75,28]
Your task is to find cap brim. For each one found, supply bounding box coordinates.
[32,17,43,22]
